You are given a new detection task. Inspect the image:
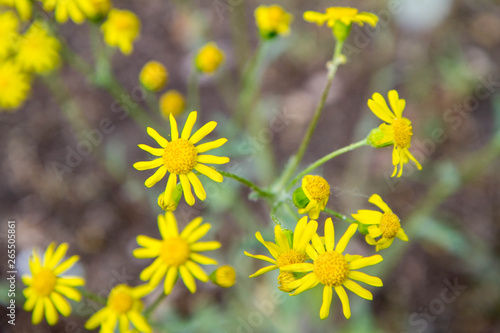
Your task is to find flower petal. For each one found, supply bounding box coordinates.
[248,265,277,278]
[48,243,68,269]
[279,263,314,273]
[32,298,44,324]
[190,253,217,265]
[54,285,81,302]
[197,155,229,164]
[181,111,197,140]
[138,144,164,156]
[128,311,152,333]
[44,297,58,325]
[368,97,394,123]
[352,210,384,225]
[179,265,196,293]
[397,228,409,241]
[180,217,203,239]
[324,218,335,252]
[320,286,333,320]
[295,219,318,253]
[255,232,281,259]
[348,271,383,287]
[343,279,373,300]
[185,223,211,244]
[291,273,319,295]
[311,234,325,255]
[140,258,162,281]
[187,172,207,201]
[196,138,227,153]
[137,235,162,249]
[185,260,209,282]
[179,174,195,206]
[147,127,168,148]
[334,286,351,319]
[274,225,290,251]
[164,266,178,294]
[53,255,79,275]
[335,223,358,254]
[194,164,223,182]
[244,252,277,265]
[189,121,217,144]
[388,90,401,117]
[190,241,221,252]
[292,216,308,249]
[145,166,167,188]
[169,113,179,140]
[349,254,383,270]
[50,292,71,317]
[133,158,163,171]
[164,173,178,204]
[368,194,392,213]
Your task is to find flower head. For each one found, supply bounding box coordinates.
[16,21,61,73]
[159,90,186,118]
[245,216,318,278]
[254,5,293,39]
[101,9,141,55]
[85,284,152,333]
[22,242,85,325]
[210,265,236,288]
[40,0,86,24]
[0,0,32,21]
[295,175,330,220]
[133,111,229,207]
[139,61,168,92]
[77,0,111,20]
[133,212,221,294]
[352,194,408,251]
[281,219,383,319]
[0,61,31,110]
[304,7,378,28]
[368,90,422,177]
[195,42,225,74]
[0,11,20,60]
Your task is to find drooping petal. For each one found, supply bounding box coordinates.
[320,286,333,320]
[185,261,209,282]
[164,266,178,294]
[244,252,277,265]
[334,286,351,319]
[349,254,383,270]
[368,194,392,213]
[164,173,177,205]
[397,228,409,241]
[335,223,358,254]
[32,298,44,324]
[128,311,152,333]
[44,298,59,325]
[249,265,277,278]
[50,292,71,317]
[255,232,281,259]
[179,265,196,293]
[279,263,314,273]
[376,237,394,251]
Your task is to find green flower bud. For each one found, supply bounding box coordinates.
[357,222,370,235]
[367,127,393,148]
[158,184,182,211]
[293,187,310,209]
[333,21,352,42]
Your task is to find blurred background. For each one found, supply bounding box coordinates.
[1,0,500,332]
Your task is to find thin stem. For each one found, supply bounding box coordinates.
[324,208,357,224]
[286,138,368,190]
[81,289,106,305]
[219,171,274,198]
[144,292,167,318]
[276,41,345,191]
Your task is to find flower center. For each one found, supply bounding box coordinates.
[392,118,413,148]
[108,289,134,314]
[114,14,134,31]
[276,249,306,267]
[313,251,349,287]
[159,237,190,267]
[267,7,285,26]
[277,271,296,292]
[32,268,57,297]
[380,212,401,239]
[326,7,359,19]
[162,139,197,174]
[304,176,330,201]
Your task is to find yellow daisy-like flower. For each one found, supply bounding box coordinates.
[297,175,330,220]
[0,11,20,60]
[133,212,221,294]
[0,61,31,110]
[159,90,185,119]
[16,22,61,74]
[304,7,378,29]
[22,242,85,325]
[0,0,32,21]
[101,9,141,55]
[368,90,422,177]
[281,219,383,319]
[254,5,293,39]
[210,265,236,288]
[133,110,229,206]
[244,216,318,278]
[77,0,111,20]
[195,42,225,74]
[40,0,86,24]
[85,284,152,333]
[352,194,409,251]
[139,61,168,92]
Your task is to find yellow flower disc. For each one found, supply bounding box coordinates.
[160,237,190,266]
[380,212,401,239]
[313,251,349,287]
[162,139,198,174]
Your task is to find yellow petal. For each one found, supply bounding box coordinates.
[197,155,229,164]
[196,138,227,153]
[349,254,383,270]
[343,279,373,300]
[164,266,178,294]
[248,265,277,278]
[140,258,163,281]
[243,252,277,265]
[165,212,179,237]
[133,159,163,171]
[128,311,152,333]
[255,232,281,259]
[190,253,217,265]
[48,243,69,268]
[169,113,179,140]
[145,166,167,188]
[368,194,392,213]
[179,265,196,293]
[54,285,81,302]
[292,216,308,249]
[335,223,357,254]
[334,286,351,319]
[50,292,71,317]
[179,174,195,206]
[185,223,211,244]
[180,217,203,239]
[133,248,158,259]
[190,121,217,144]
[305,244,317,260]
[324,218,335,252]
[397,228,409,241]
[185,260,209,282]
[279,263,314,272]
[194,164,223,182]
[295,219,318,253]
[136,235,162,249]
[311,234,325,255]
[149,263,168,288]
[347,271,383,287]
[147,127,168,148]
[190,241,221,252]
[291,273,319,295]
[138,144,164,156]
[181,111,197,140]
[32,298,44,324]
[352,210,383,225]
[274,225,290,251]
[368,97,394,123]
[319,286,333,320]
[53,255,79,275]
[187,172,207,201]
[57,276,84,286]
[24,295,37,311]
[44,298,59,325]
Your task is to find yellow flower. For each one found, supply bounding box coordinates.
[40,0,86,24]
[22,242,85,325]
[368,90,422,177]
[133,212,221,294]
[210,265,236,288]
[352,194,409,251]
[0,11,20,60]
[159,90,185,118]
[304,7,378,28]
[77,0,111,20]
[0,0,32,20]
[245,216,318,277]
[195,42,225,74]
[139,61,168,92]
[16,21,61,74]
[85,284,152,333]
[0,61,31,110]
[101,9,141,55]
[281,219,383,319]
[133,111,229,206]
[297,175,330,220]
[254,5,293,39]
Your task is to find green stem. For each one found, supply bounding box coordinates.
[187,69,200,111]
[324,208,357,224]
[286,138,368,190]
[219,171,274,198]
[144,292,167,318]
[276,41,345,191]
[81,289,106,305]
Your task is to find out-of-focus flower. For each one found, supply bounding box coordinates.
[0,61,31,110]
[40,0,86,24]
[22,243,85,325]
[139,61,168,92]
[77,0,111,20]
[159,90,185,119]
[133,212,221,294]
[210,265,236,288]
[352,194,409,251]
[0,11,20,60]
[367,90,422,177]
[281,220,383,320]
[101,9,141,55]
[294,175,330,220]
[133,111,229,206]
[0,0,32,21]
[16,22,61,74]
[195,42,225,74]
[85,284,152,333]
[254,5,293,39]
